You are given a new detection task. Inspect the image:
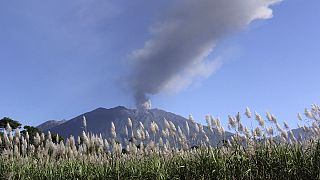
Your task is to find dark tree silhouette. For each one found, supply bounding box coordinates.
[0,117,22,130]
[21,126,42,137]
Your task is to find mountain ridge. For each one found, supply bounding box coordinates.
[39,106,233,145]
[37,120,67,131]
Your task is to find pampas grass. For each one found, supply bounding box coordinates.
[1,104,320,179]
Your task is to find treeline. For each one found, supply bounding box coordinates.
[0,117,64,148]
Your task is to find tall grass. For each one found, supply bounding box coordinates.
[0,104,320,179]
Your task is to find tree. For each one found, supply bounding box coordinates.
[51,133,64,143]
[0,117,22,130]
[21,126,42,137]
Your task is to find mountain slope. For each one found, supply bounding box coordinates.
[37,120,67,131]
[42,106,232,145]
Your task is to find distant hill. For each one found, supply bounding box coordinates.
[37,120,67,131]
[39,106,232,145]
[273,126,313,142]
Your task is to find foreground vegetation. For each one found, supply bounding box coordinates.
[1,104,320,179]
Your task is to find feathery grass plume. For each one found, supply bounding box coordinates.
[169,121,177,132]
[25,131,29,142]
[21,140,27,156]
[34,132,41,146]
[56,134,59,143]
[266,112,272,121]
[104,139,109,150]
[82,131,89,146]
[211,116,216,127]
[124,125,129,138]
[251,129,257,138]
[275,122,282,132]
[311,104,320,114]
[41,133,45,142]
[271,114,278,124]
[136,129,142,140]
[70,135,75,148]
[312,121,319,129]
[145,130,150,140]
[161,129,167,138]
[227,139,232,147]
[195,123,200,133]
[127,118,132,128]
[280,130,288,140]
[77,136,81,145]
[255,127,262,137]
[245,107,252,118]
[236,112,241,123]
[228,115,236,129]
[283,121,289,130]
[205,115,211,127]
[164,118,170,130]
[127,117,134,138]
[159,137,164,147]
[154,122,159,132]
[3,130,11,149]
[14,135,19,145]
[199,124,205,134]
[59,140,66,156]
[267,127,274,136]
[218,126,224,136]
[189,115,195,124]
[244,126,250,134]
[185,121,190,136]
[111,122,116,139]
[8,131,13,142]
[139,121,145,130]
[13,144,19,157]
[288,130,297,142]
[14,128,21,140]
[216,117,221,127]
[6,123,12,133]
[255,111,265,127]
[238,123,244,133]
[83,115,87,132]
[177,126,183,137]
[298,113,303,121]
[204,135,209,144]
[47,131,52,141]
[304,108,314,119]
[150,121,156,135]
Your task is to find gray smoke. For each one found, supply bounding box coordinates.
[128,0,280,108]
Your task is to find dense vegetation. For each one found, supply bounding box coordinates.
[0,104,320,179]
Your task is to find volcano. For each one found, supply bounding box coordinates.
[37,106,232,145]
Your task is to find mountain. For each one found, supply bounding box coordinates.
[40,106,232,145]
[288,127,314,141]
[37,120,67,131]
[273,126,314,142]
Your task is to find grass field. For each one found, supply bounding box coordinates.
[1,105,320,179]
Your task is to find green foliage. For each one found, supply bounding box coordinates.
[0,104,319,179]
[0,142,320,179]
[0,117,21,130]
[21,126,42,137]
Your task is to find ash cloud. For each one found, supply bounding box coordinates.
[128,0,280,107]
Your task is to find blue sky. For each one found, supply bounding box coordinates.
[0,0,319,129]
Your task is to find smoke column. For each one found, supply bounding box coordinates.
[128,0,280,108]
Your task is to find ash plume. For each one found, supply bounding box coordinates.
[128,0,280,107]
